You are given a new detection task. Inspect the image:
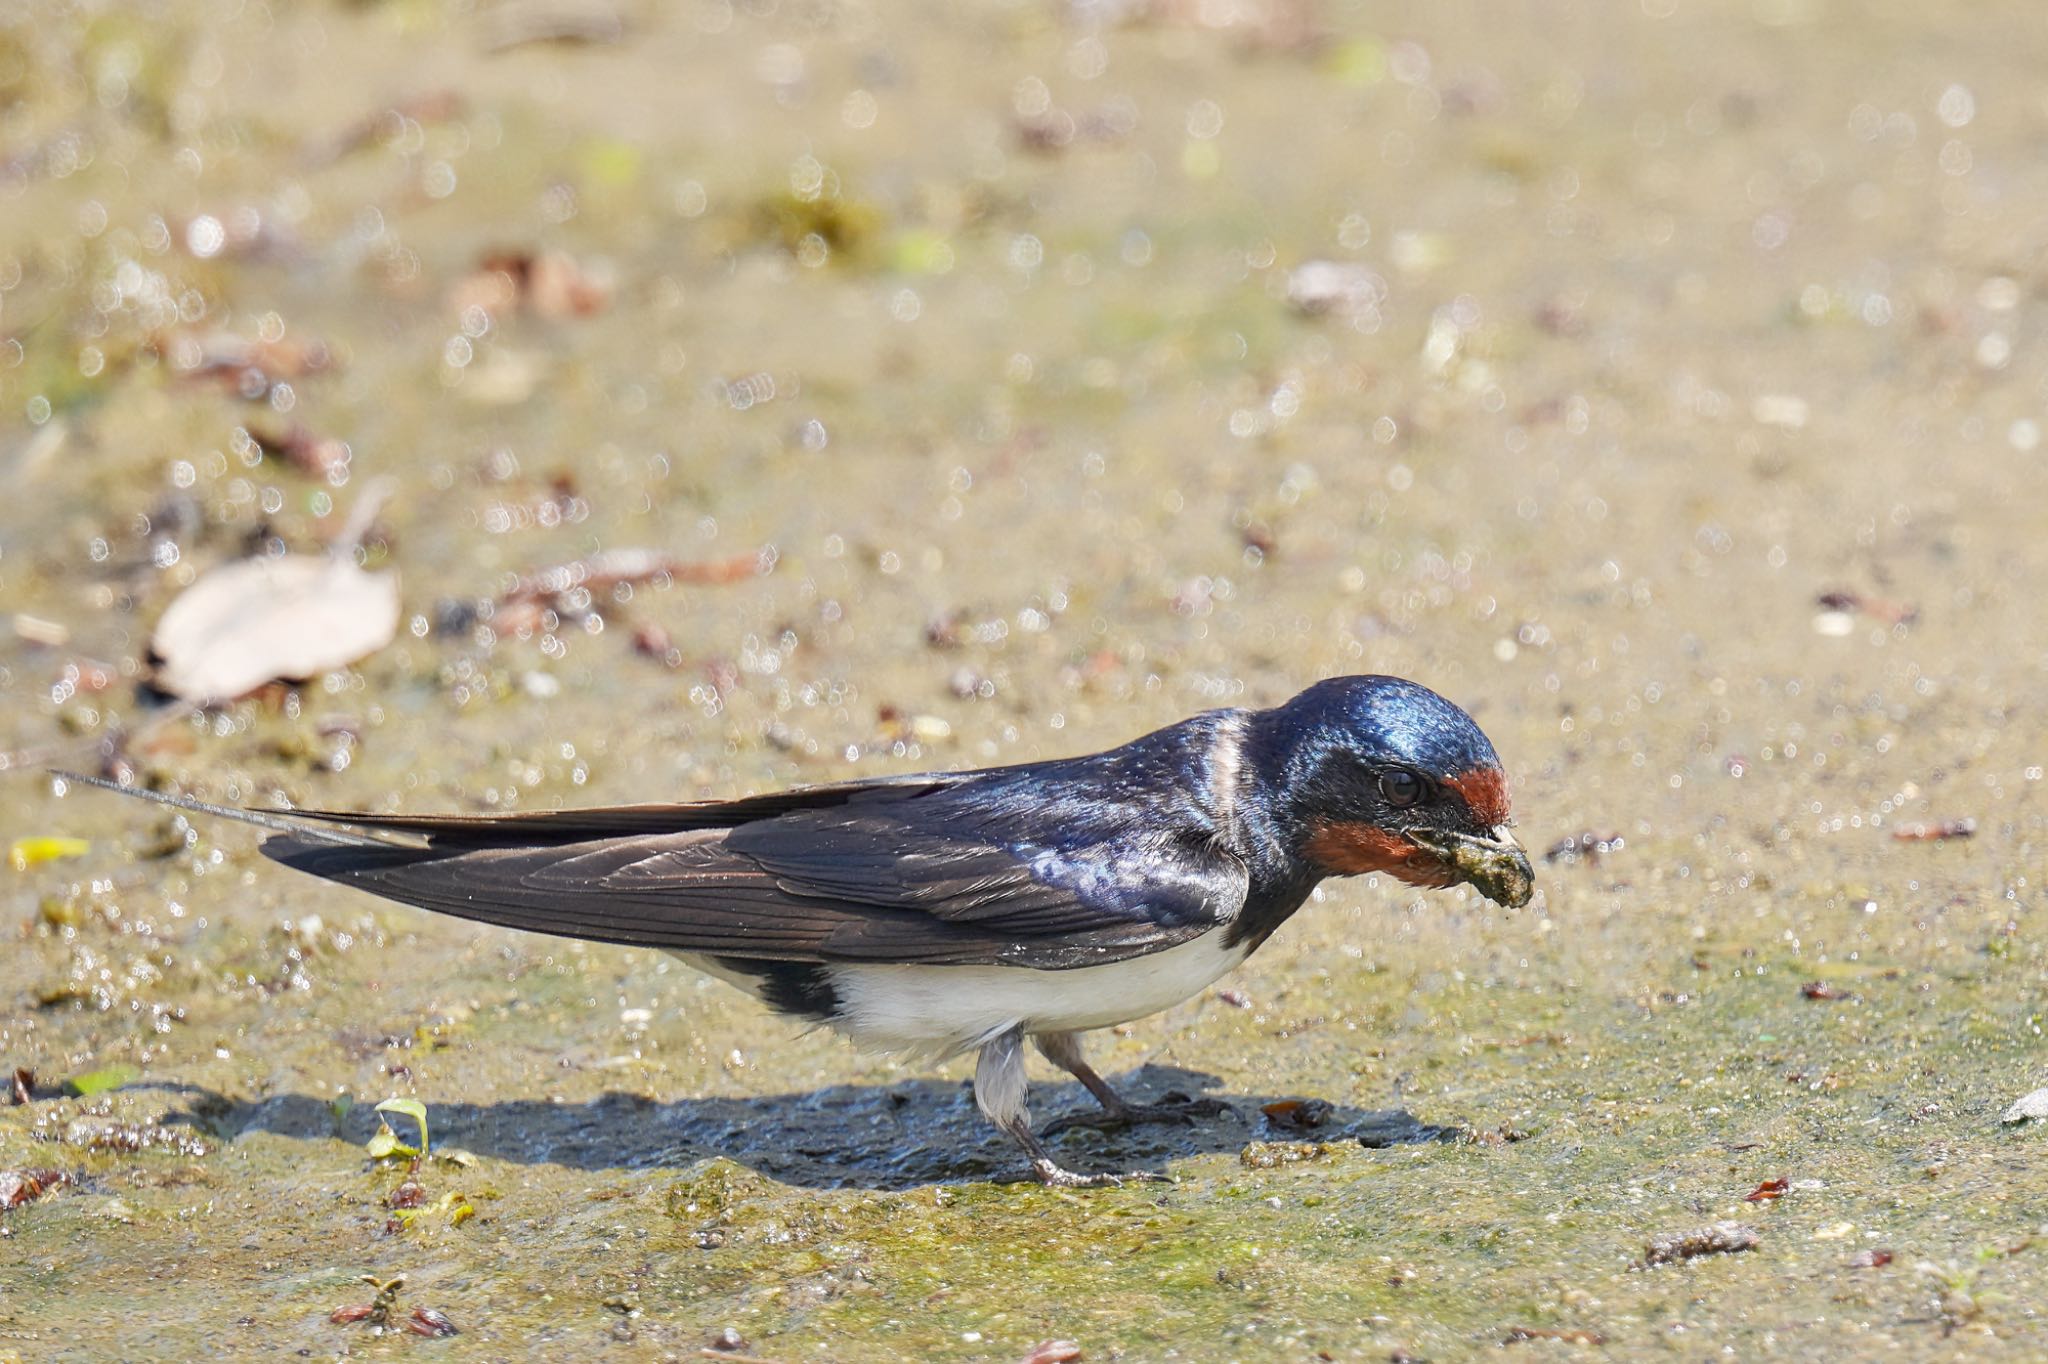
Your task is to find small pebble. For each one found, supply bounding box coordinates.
[2001,1086,2048,1124]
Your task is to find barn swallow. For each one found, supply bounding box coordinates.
[62,674,1532,1187]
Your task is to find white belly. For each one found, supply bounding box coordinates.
[823,929,1251,1060]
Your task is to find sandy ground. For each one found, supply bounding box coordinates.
[3,0,2046,1358]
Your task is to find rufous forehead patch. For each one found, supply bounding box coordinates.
[1444,766,1512,827]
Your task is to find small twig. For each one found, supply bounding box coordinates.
[330,477,396,557]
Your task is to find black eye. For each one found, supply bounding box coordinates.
[1378,770,1423,808]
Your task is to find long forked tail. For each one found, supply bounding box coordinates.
[50,770,420,849]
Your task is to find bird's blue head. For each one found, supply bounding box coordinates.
[1248,675,1533,907]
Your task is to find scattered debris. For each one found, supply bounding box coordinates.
[451,248,614,320]
[1743,1179,1790,1203]
[314,89,466,164]
[478,0,627,53]
[43,1114,207,1157]
[1216,988,1252,1009]
[11,613,69,646]
[503,547,774,609]
[1799,980,1849,1001]
[1240,1140,1345,1168]
[330,1274,409,1328]
[1503,1325,1606,1345]
[705,1328,752,1354]
[1467,1122,1535,1146]
[1849,1249,1894,1269]
[1261,1098,1334,1131]
[1019,1342,1084,1364]
[241,423,353,481]
[8,836,90,872]
[1891,818,1976,843]
[1285,260,1387,320]
[0,1168,69,1211]
[1814,590,1917,629]
[632,622,679,665]
[1014,101,1136,153]
[406,1306,459,1338]
[2001,1086,2048,1125]
[1641,1221,1759,1267]
[1544,830,1624,865]
[170,330,333,399]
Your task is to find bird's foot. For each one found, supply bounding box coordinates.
[1029,1157,1172,1189]
[1041,1090,1235,1138]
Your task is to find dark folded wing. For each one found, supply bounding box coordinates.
[262,800,1247,970]
[277,772,956,845]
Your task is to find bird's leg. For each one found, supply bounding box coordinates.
[1033,1030,1233,1137]
[974,1028,1167,1188]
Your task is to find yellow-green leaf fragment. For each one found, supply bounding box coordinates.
[66,1064,139,1097]
[374,1097,429,1155]
[366,1122,418,1161]
[10,837,91,872]
[434,1191,475,1227]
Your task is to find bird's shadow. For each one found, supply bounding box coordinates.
[150,1067,1460,1191]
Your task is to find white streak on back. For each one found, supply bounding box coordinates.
[1206,710,1248,844]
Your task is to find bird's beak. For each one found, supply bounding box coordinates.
[1411,825,1534,908]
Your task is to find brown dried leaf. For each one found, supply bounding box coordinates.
[1891,818,1976,842]
[1849,1248,1894,1268]
[1743,1179,1789,1202]
[1815,589,1917,626]
[504,547,775,606]
[454,248,613,319]
[0,1168,69,1210]
[527,250,613,319]
[406,1307,459,1337]
[10,1067,31,1104]
[1261,1098,1334,1131]
[151,555,399,702]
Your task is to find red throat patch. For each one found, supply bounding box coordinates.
[1444,766,1512,828]
[1305,820,1456,888]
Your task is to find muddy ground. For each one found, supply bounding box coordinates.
[3,0,2046,1358]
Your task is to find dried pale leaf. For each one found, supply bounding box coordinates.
[1020,1342,1083,1364]
[152,555,399,701]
